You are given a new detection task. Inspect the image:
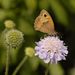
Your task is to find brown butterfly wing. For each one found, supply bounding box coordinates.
[34,16,44,31]
[39,21,56,35]
[34,9,57,35]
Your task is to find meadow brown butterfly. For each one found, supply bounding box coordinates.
[34,9,57,35]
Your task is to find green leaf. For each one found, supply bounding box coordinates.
[39,0,49,9]
[18,18,35,35]
[25,0,37,11]
[1,0,14,9]
[29,57,39,71]
[69,0,75,11]
[69,68,75,75]
[19,67,31,75]
[49,0,68,26]
[6,10,15,18]
[0,9,6,20]
[49,64,64,75]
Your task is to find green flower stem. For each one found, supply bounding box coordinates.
[12,56,28,75]
[45,68,48,75]
[5,47,10,75]
[45,64,49,75]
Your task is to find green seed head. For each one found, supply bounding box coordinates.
[5,29,24,48]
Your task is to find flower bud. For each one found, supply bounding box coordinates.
[4,20,15,29]
[25,47,35,57]
[5,29,24,48]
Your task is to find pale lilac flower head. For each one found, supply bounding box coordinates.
[35,36,68,64]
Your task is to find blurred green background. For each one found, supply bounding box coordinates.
[0,0,75,75]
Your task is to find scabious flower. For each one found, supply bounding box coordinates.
[35,36,68,64]
[5,29,24,48]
